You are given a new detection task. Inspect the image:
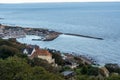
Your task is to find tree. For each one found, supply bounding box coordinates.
[28,57,59,73]
[0,56,64,80]
[47,49,65,66]
[81,65,99,76]
[76,75,89,80]
[106,75,120,80]
[81,66,88,74]
[87,67,99,76]
[105,64,120,74]
[0,56,32,80]
[0,45,19,59]
[0,38,25,51]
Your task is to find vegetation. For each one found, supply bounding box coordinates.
[47,49,65,66]
[106,75,120,80]
[0,38,120,80]
[0,45,19,59]
[105,64,120,74]
[0,38,25,50]
[0,39,64,80]
[28,57,60,73]
[0,56,64,80]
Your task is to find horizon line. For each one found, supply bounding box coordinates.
[0,1,120,4]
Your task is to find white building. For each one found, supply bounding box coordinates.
[23,46,56,65]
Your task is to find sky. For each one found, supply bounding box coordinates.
[0,0,120,3]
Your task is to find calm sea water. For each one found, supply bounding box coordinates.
[0,2,120,65]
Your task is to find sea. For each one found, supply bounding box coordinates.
[0,2,120,65]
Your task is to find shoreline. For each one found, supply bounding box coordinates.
[1,24,119,66]
[0,24,104,65]
[0,24,104,41]
[0,24,61,41]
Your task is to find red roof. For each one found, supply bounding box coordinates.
[30,47,52,59]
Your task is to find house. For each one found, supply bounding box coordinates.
[0,25,4,34]
[23,46,35,55]
[61,53,79,69]
[0,26,4,38]
[0,28,3,34]
[62,54,79,69]
[64,59,79,69]
[100,67,110,77]
[22,45,55,64]
[61,70,75,79]
[61,53,67,60]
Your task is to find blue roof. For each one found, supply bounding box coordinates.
[61,71,74,76]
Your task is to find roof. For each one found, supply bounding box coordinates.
[61,71,74,76]
[21,48,33,55]
[22,45,52,59]
[22,47,34,55]
[36,48,52,56]
[27,48,34,55]
[30,48,52,58]
[100,67,109,74]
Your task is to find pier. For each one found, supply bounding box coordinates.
[63,33,103,40]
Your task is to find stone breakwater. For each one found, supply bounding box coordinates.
[63,33,103,40]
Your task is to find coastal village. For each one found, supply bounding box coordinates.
[21,44,114,80]
[0,24,60,41]
[0,24,120,80]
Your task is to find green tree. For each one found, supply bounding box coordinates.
[0,45,19,59]
[81,66,88,74]
[76,75,89,80]
[0,56,32,80]
[106,75,120,80]
[0,56,64,80]
[87,67,99,76]
[47,49,65,66]
[28,57,59,73]
[105,64,120,74]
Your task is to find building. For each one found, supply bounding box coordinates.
[62,54,79,69]
[61,70,75,79]
[0,25,4,38]
[0,25,4,33]
[64,59,79,69]
[22,45,55,64]
[0,28,3,33]
[4,28,25,38]
[100,67,110,77]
